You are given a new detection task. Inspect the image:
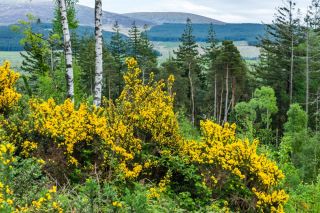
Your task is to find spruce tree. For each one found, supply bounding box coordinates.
[109,21,127,96]
[12,14,51,94]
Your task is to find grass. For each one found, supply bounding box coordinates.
[152,41,260,64]
[1,41,260,68]
[0,51,24,70]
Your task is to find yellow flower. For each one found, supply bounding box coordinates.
[6,199,13,205]
[112,201,122,208]
[49,186,57,193]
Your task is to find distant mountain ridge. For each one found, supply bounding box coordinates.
[123,12,225,25]
[0,1,155,28]
[0,2,225,28]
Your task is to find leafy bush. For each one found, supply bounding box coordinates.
[0,60,289,212]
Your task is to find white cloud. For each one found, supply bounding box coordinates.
[77,0,311,23]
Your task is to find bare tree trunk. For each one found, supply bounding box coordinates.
[223,64,229,123]
[108,68,111,100]
[317,90,319,132]
[214,72,217,119]
[142,68,145,85]
[58,0,74,101]
[289,1,294,105]
[290,34,294,104]
[306,29,309,118]
[188,62,195,126]
[231,76,236,109]
[93,0,103,106]
[219,86,223,124]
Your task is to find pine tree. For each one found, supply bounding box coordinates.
[214,41,247,123]
[109,21,127,97]
[257,0,302,131]
[12,14,51,94]
[203,23,219,119]
[127,22,140,59]
[174,18,201,125]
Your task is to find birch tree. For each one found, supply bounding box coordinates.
[93,0,103,106]
[57,0,74,101]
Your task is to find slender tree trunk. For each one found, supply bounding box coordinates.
[224,64,229,123]
[289,0,294,105]
[93,0,103,106]
[317,90,319,132]
[108,68,111,100]
[188,62,195,126]
[231,76,236,109]
[58,0,74,101]
[306,29,310,118]
[142,68,145,84]
[219,83,224,124]
[290,34,294,104]
[214,72,217,119]
[50,47,54,74]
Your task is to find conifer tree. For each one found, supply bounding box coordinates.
[257,0,302,131]
[214,41,247,123]
[128,22,140,59]
[174,18,201,125]
[109,21,127,96]
[203,23,219,118]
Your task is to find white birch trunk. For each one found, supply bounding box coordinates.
[58,0,74,101]
[93,0,103,106]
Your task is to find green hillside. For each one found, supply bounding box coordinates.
[147,23,265,45]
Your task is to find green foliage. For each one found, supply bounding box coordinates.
[285,175,320,212]
[52,0,79,36]
[285,103,308,133]
[250,86,278,129]
[234,101,256,140]
[11,158,49,206]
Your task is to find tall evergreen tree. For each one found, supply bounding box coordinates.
[257,0,302,131]
[109,21,127,97]
[174,18,201,125]
[214,41,247,123]
[127,22,140,59]
[203,23,219,119]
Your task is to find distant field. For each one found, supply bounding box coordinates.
[0,51,23,70]
[152,41,260,63]
[1,41,260,69]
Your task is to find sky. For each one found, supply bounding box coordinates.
[76,0,310,23]
[14,0,310,23]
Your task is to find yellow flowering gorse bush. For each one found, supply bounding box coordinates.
[180,120,288,212]
[0,59,288,212]
[0,62,21,113]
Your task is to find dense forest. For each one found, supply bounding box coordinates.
[0,0,320,212]
[0,23,264,51]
